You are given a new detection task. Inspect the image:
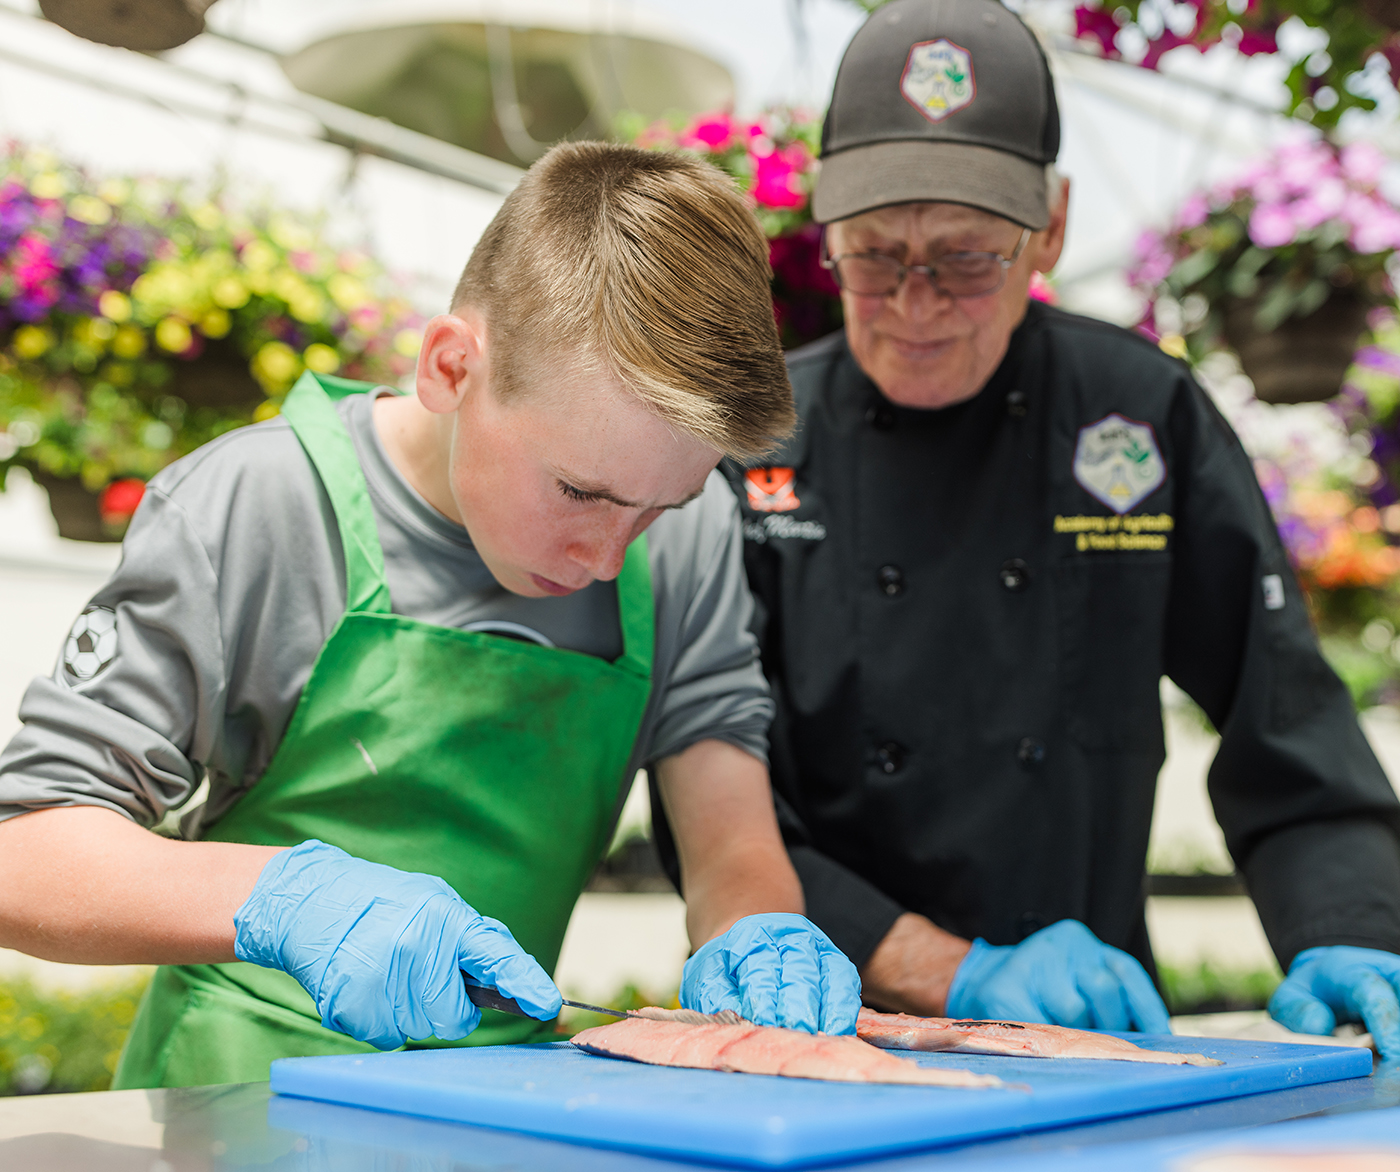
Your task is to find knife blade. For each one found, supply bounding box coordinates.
[463,976,630,1020]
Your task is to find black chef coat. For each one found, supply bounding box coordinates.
[654,301,1400,977]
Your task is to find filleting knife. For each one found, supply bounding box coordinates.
[464,976,630,1020]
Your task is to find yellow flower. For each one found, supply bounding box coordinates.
[200,308,231,338]
[303,343,341,374]
[289,291,326,324]
[328,272,369,312]
[112,326,147,359]
[29,172,65,200]
[394,329,423,358]
[155,318,193,353]
[97,178,130,206]
[253,400,281,422]
[268,215,312,251]
[98,290,132,322]
[12,325,54,359]
[241,240,277,272]
[1158,333,1188,359]
[253,340,301,390]
[68,195,112,225]
[211,276,250,309]
[191,203,222,230]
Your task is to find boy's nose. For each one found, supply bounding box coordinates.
[568,520,634,582]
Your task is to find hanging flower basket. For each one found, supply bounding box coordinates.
[1131,138,1400,404]
[0,145,425,541]
[1222,291,1374,404]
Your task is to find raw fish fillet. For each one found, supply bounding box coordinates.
[571,1013,1009,1088]
[857,1007,1221,1066]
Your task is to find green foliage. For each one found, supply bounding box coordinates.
[1159,961,1283,1015]
[1083,0,1391,129]
[0,975,150,1096]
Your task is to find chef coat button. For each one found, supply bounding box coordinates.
[999,558,1031,592]
[876,741,907,774]
[865,403,896,430]
[876,565,905,596]
[1016,737,1046,770]
[1017,912,1046,940]
[1006,390,1028,418]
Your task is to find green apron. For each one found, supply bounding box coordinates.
[113,372,654,1089]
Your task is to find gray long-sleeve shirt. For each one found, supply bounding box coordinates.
[0,391,772,833]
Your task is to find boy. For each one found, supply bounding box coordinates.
[0,143,860,1088]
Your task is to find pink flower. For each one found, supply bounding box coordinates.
[1175,194,1210,229]
[1029,272,1058,304]
[680,112,741,153]
[1275,141,1337,194]
[11,231,58,294]
[1290,179,1347,230]
[1341,141,1386,188]
[1236,25,1278,56]
[750,142,810,210]
[1074,5,1120,56]
[1347,200,1400,254]
[1248,203,1297,248]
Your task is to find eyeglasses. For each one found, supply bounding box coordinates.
[820,228,1031,300]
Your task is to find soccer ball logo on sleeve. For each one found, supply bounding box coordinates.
[63,606,119,683]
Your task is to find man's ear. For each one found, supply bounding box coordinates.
[416,310,487,415]
[1032,175,1070,274]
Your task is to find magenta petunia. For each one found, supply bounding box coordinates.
[679,112,741,154]
[1073,5,1120,56]
[1236,26,1277,56]
[750,143,810,210]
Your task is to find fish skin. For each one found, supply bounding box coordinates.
[571,1013,1011,1089]
[856,1008,1222,1066]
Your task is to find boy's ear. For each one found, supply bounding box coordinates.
[416,310,487,414]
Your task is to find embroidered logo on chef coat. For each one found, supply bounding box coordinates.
[901,39,976,123]
[62,605,118,683]
[1072,414,1166,515]
[745,467,802,513]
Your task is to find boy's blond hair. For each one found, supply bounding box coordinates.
[452,141,796,460]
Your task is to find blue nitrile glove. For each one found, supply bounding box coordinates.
[946,919,1171,1033]
[234,840,561,1051]
[680,913,862,1035]
[1269,945,1400,1058]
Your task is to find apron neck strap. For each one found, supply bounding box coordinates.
[613,534,654,679]
[281,372,394,616]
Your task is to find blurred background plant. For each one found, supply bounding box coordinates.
[0,975,148,1096]
[1133,135,1400,705]
[624,106,844,350]
[0,143,424,540]
[1069,0,1400,128]
[1131,137,1400,403]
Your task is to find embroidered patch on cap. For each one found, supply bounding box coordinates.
[63,605,118,683]
[1073,414,1166,515]
[901,39,976,123]
[745,467,801,513]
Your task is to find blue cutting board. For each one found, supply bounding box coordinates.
[917,1104,1400,1171]
[269,1034,1372,1168]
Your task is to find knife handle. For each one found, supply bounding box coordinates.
[463,976,527,1018]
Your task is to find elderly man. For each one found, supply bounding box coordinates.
[658,0,1400,1051]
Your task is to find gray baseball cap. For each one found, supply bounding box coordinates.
[814,0,1060,230]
